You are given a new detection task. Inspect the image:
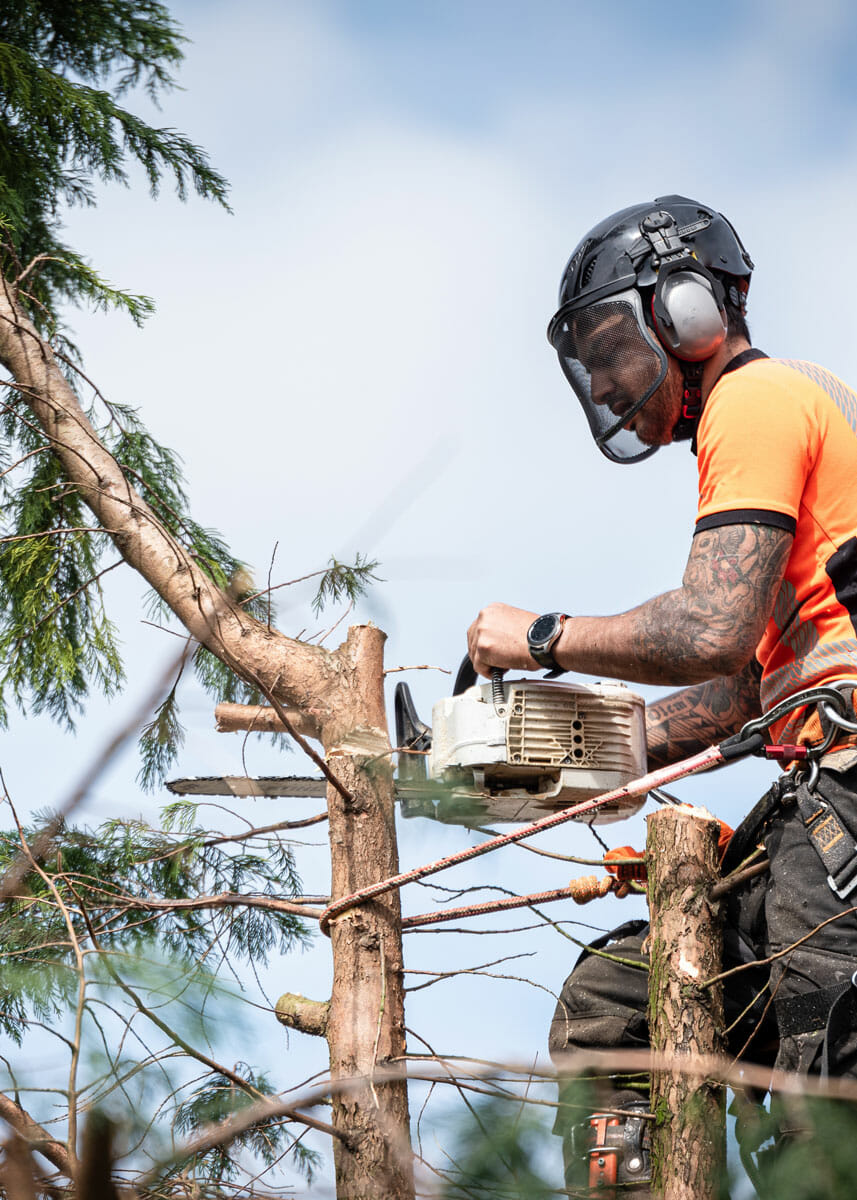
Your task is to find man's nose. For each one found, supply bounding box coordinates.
[589,370,612,406]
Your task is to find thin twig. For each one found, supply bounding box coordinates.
[702,904,857,987]
[313,598,353,646]
[709,858,770,900]
[88,890,325,922]
[0,443,47,481]
[383,664,452,676]
[238,666,354,805]
[15,253,66,286]
[266,541,279,631]
[242,566,334,606]
[0,525,115,543]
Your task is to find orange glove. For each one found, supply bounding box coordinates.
[605,822,736,885]
[717,821,734,861]
[604,846,646,884]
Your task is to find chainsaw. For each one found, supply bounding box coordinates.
[395,657,647,826]
[167,657,647,828]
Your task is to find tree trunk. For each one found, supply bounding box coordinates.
[646,805,724,1200]
[323,626,414,1200]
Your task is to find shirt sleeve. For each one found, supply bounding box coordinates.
[695,367,815,535]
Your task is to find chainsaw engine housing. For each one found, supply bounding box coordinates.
[424,677,646,824]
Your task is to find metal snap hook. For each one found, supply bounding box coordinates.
[821,699,857,734]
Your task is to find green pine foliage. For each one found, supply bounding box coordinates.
[0,803,317,1188]
[0,0,240,759]
[173,1067,322,1186]
[0,4,385,1193]
[0,4,380,780]
[312,553,382,616]
[0,0,229,343]
[0,807,309,1030]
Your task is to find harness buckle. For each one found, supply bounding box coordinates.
[828,860,857,901]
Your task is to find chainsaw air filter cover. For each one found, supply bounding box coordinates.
[427,677,647,825]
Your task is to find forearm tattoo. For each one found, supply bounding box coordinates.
[631,524,793,681]
[645,658,763,769]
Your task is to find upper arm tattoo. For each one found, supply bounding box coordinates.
[633,523,793,679]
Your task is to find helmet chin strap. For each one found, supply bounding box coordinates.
[671,360,704,443]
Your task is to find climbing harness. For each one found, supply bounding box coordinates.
[724,682,857,897]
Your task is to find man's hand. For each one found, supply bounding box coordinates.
[467,603,540,677]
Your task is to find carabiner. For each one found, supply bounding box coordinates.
[820,700,857,735]
[736,685,852,749]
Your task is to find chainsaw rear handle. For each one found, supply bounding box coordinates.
[453,655,478,695]
[453,655,505,705]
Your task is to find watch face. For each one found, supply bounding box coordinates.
[529,614,559,645]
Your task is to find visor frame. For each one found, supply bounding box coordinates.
[551,287,670,465]
[546,272,638,346]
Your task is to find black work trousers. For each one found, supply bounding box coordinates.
[549,761,857,1127]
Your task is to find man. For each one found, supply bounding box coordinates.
[467,196,857,1193]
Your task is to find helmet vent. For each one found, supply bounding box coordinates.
[581,254,598,288]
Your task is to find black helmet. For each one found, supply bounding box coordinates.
[547,195,753,463]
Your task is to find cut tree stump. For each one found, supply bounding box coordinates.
[646,804,725,1200]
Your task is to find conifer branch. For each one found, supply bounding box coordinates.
[0,1091,72,1176]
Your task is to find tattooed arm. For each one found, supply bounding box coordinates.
[468,523,793,684]
[645,658,763,769]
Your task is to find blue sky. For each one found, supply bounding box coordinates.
[6,0,857,1191]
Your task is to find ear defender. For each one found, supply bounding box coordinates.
[651,268,727,361]
[639,210,728,362]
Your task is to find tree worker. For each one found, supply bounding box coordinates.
[466,195,857,1194]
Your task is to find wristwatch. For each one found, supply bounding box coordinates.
[527,612,570,677]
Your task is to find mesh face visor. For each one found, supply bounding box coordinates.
[548,289,669,464]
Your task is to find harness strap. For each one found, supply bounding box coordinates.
[775,982,851,1038]
[775,972,857,1079]
[821,974,857,1080]
[795,787,857,900]
[722,684,857,885]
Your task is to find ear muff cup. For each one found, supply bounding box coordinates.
[651,269,727,362]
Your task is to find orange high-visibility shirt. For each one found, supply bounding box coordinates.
[696,357,857,741]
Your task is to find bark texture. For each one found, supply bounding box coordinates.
[324,626,413,1200]
[646,806,724,1200]
[275,993,330,1038]
[215,701,321,739]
